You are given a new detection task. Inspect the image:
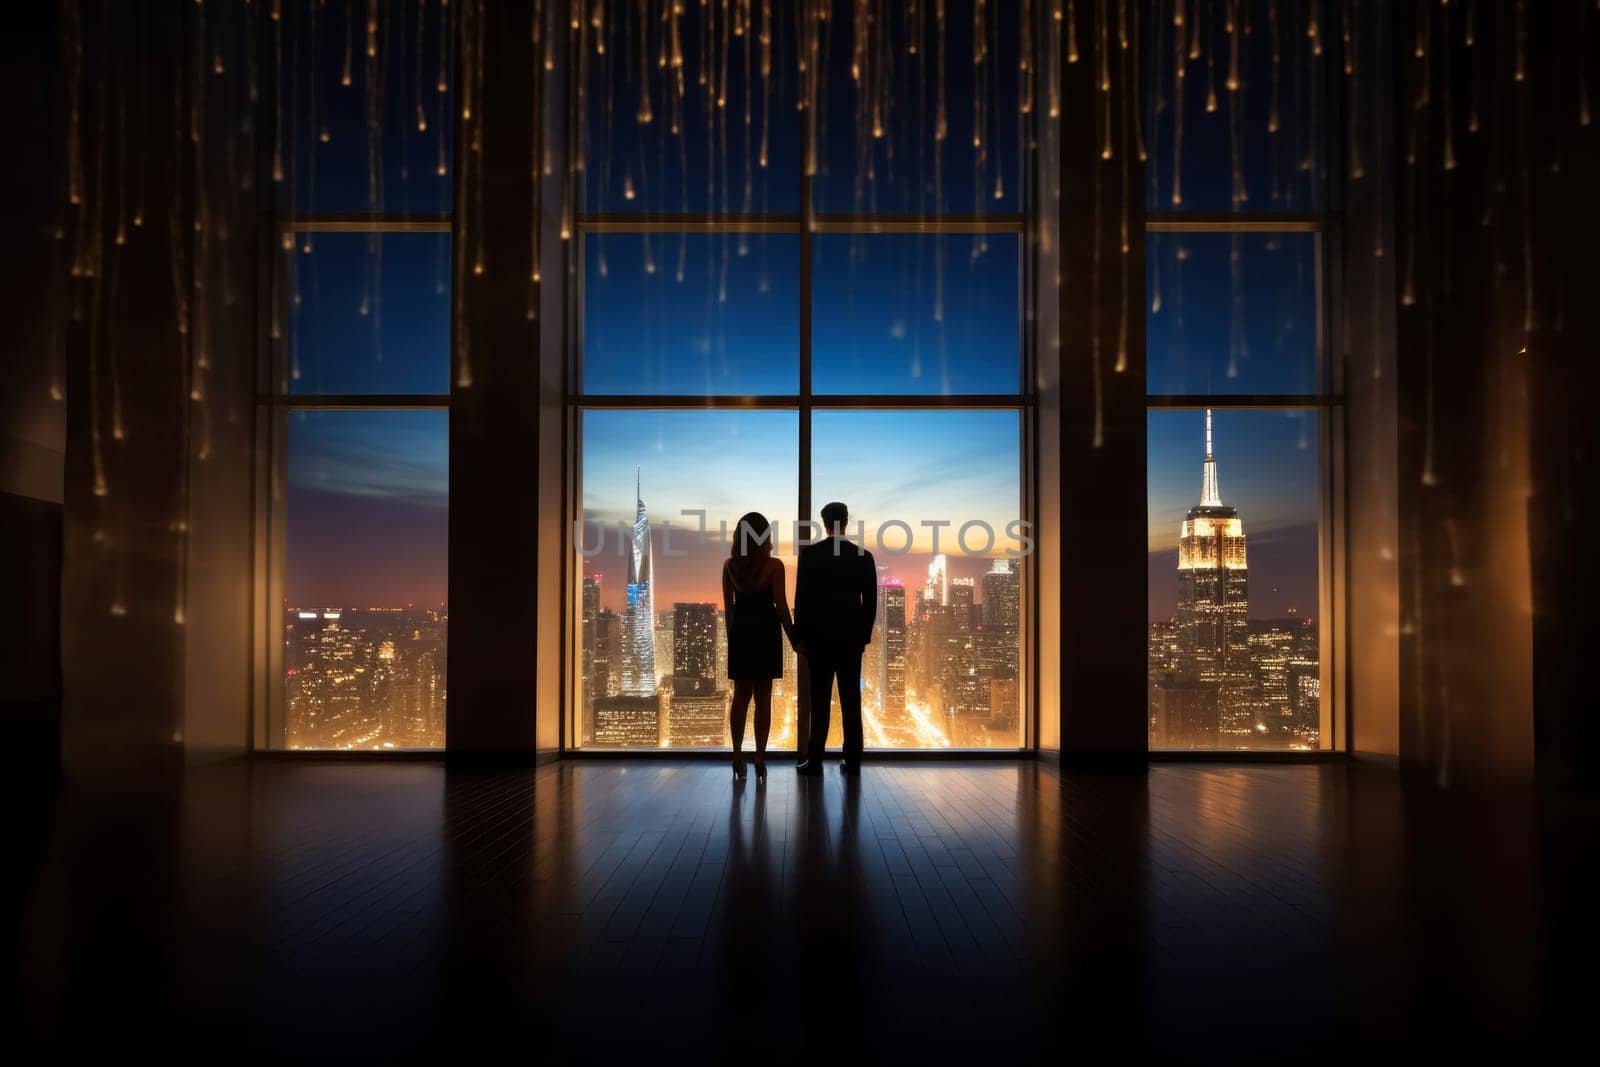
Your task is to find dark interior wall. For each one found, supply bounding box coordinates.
[51,2,259,784]
[445,0,544,755]
[1,5,64,770]
[1389,1,1597,790]
[0,493,62,769]
[1,3,66,505]
[1523,8,1600,793]
[181,0,258,762]
[57,3,192,785]
[1054,1,1147,756]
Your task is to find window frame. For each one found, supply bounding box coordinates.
[249,0,460,758]
[565,121,1038,753]
[1143,210,1345,753]
[255,212,454,752]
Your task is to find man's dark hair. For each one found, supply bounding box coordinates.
[820,501,849,531]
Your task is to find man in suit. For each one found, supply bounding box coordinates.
[794,501,877,775]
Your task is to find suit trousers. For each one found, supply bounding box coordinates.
[805,643,865,765]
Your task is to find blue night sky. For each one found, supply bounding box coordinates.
[286,409,449,608]
[1146,232,1320,396]
[582,232,1020,396]
[582,234,800,395]
[287,232,451,396]
[278,0,456,215]
[811,410,1021,558]
[811,235,1020,395]
[1143,0,1339,214]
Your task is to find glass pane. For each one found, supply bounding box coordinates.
[1146,231,1320,396]
[578,410,800,748]
[1143,0,1339,213]
[812,233,1019,395]
[812,0,1024,214]
[1148,408,1324,750]
[277,0,456,213]
[812,410,1024,749]
[582,1,800,213]
[281,231,451,395]
[284,410,448,750]
[581,233,799,395]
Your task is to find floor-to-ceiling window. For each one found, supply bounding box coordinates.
[572,2,1030,750]
[262,1,455,750]
[1143,0,1341,750]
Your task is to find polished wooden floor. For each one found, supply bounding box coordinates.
[10,758,1593,1057]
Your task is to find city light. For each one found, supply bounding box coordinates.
[285,606,448,750]
[579,472,1021,750]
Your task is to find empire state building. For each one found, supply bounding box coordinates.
[1173,410,1251,727]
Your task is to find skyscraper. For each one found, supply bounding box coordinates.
[1175,410,1249,692]
[981,558,1020,634]
[1155,410,1252,746]
[978,560,1021,726]
[949,578,976,630]
[592,694,662,747]
[876,579,908,733]
[621,467,657,696]
[926,553,949,608]
[582,574,602,723]
[672,602,718,697]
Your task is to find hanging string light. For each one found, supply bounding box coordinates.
[1582,0,1593,127]
[1441,0,1455,172]
[1171,0,1186,205]
[1267,0,1280,134]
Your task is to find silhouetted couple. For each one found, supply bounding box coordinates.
[721,502,878,782]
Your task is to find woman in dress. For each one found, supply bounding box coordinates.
[722,512,798,783]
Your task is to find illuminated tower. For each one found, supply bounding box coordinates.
[621,467,657,696]
[926,553,949,607]
[672,602,718,697]
[981,558,1020,635]
[950,578,976,630]
[977,560,1020,727]
[1173,410,1250,734]
[581,574,604,723]
[876,579,907,730]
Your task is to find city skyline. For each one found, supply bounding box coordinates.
[284,606,448,750]
[279,412,1321,752]
[580,456,1022,749]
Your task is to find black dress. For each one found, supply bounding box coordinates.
[726,568,783,681]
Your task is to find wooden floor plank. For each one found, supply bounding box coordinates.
[10,758,1587,1057]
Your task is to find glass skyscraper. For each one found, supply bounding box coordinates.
[620,468,656,697]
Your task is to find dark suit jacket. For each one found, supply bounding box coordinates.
[794,537,878,652]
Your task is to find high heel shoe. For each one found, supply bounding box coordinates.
[753,757,767,784]
[732,755,748,780]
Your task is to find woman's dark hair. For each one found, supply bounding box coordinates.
[728,511,772,589]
